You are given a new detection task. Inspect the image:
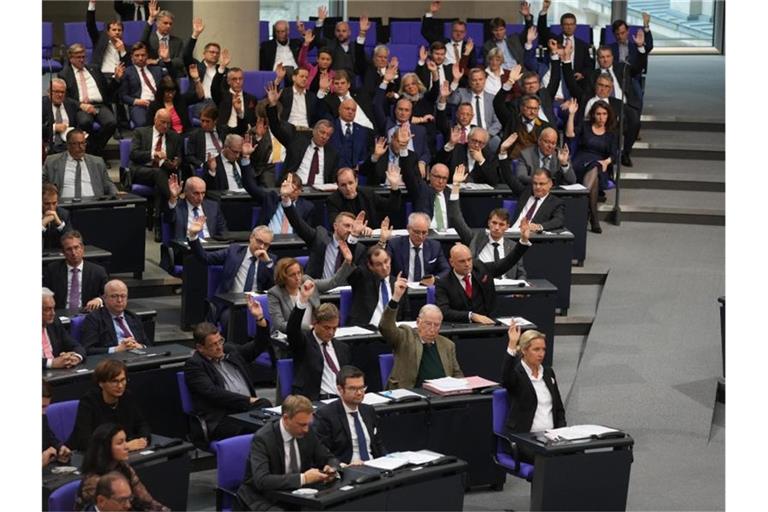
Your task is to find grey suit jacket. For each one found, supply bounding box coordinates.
[266,263,354,334]
[517,145,577,186]
[483,36,526,69]
[447,88,502,137]
[43,152,118,197]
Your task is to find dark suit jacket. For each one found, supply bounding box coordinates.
[140,22,185,76]
[241,172,315,228]
[328,120,374,170]
[326,187,400,230]
[400,153,451,222]
[482,34,528,68]
[372,88,431,164]
[435,242,530,322]
[536,14,594,78]
[185,126,226,170]
[113,0,149,21]
[42,260,108,311]
[279,86,323,127]
[512,191,565,231]
[502,351,566,433]
[517,145,577,187]
[323,92,376,129]
[589,57,647,111]
[314,400,385,463]
[493,66,561,131]
[202,155,256,192]
[267,104,339,183]
[42,97,81,149]
[211,73,258,136]
[415,62,459,90]
[562,62,625,125]
[609,30,653,70]
[189,238,275,295]
[59,63,119,105]
[129,125,184,171]
[437,144,501,186]
[259,38,303,72]
[67,388,151,451]
[80,307,150,355]
[312,27,362,74]
[237,419,339,511]
[182,36,227,83]
[359,150,417,187]
[163,198,228,240]
[347,268,410,327]
[87,7,131,71]
[42,207,72,250]
[420,16,478,69]
[119,64,166,106]
[286,305,352,401]
[44,317,87,369]
[184,334,271,434]
[386,236,449,281]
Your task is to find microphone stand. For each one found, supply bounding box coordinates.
[612,63,628,226]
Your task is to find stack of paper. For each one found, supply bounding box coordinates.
[497,317,535,328]
[334,326,374,337]
[406,282,426,289]
[422,377,472,396]
[362,393,393,405]
[377,389,423,400]
[494,278,529,287]
[395,321,418,328]
[311,183,338,191]
[545,425,620,440]
[364,450,444,470]
[559,183,587,191]
[432,228,458,235]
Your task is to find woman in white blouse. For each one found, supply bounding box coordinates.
[484,48,508,96]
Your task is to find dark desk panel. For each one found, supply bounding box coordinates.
[57,306,157,345]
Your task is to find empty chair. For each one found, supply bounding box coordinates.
[387,44,419,73]
[48,480,81,512]
[211,434,255,512]
[43,21,63,73]
[491,388,535,481]
[295,255,309,269]
[176,371,212,449]
[389,21,428,46]
[502,199,518,218]
[122,20,146,46]
[242,70,276,99]
[378,353,394,389]
[46,399,79,443]
[426,285,436,305]
[259,20,269,42]
[289,20,316,40]
[64,21,103,49]
[348,20,377,47]
[549,23,593,44]
[69,314,86,342]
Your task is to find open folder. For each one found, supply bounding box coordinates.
[422,376,498,396]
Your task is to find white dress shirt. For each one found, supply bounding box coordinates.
[512,193,548,229]
[62,155,95,198]
[76,68,103,104]
[279,419,303,481]
[233,249,261,292]
[521,359,554,432]
[227,88,245,127]
[368,278,392,327]
[287,87,309,128]
[204,131,222,159]
[478,235,505,263]
[137,66,156,101]
[274,41,298,69]
[101,41,125,75]
[297,143,325,186]
[408,240,426,282]
[484,68,503,95]
[202,62,217,99]
[342,401,372,462]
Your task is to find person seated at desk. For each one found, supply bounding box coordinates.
[326,167,402,230]
[508,168,566,234]
[401,158,454,231]
[184,318,273,441]
[315,366,386,464]
[383,212,450,285]
[75,423,169,511]
[42,129,119,199]
[287,281,352,401]
[42,230,108,312]
[379,275,463,389]
[42,183,72,251]
[512,127,576,187]
[42,78,80,156]
[185,105,224,172]
[42,287,86,370]
[326,98,375,170]
[81,279,151,355]
[242,170,314,235]
[435,220,531,325]
[348,241,410,328]
[267,247,354,334]
[129,108,184,204]
[236,394,339,511]
[68,359,151,452]
[201,133,257,193]
[502,323,566,462]
[164,175,228,241]
[91,471,134,512]
[43,380,72,467]
[447,165,527,280]
[146,70,206,135]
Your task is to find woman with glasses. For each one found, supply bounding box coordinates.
[67,359,151,452]
[76,423,168,511]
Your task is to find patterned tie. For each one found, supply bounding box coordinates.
[68,268,80,309]
[345,123,352,138]
[525,197,540,221]
[77,69,90,103]
[460,127,467,144]
[433,195,445,230]
[115,316,133,339]
[492,242,501,262]
[230,160,243,188]
[351,411,370,460]
[475,95,483,128]
[280,208,291,234]
[463,274,473,298]
[243,256,258,292]
[153,133,164,167]
[453,42,461,63]
[334,244,344,271]
[74,160,83,199]
[321,342,339,374]
[42,328,54,359]
[412,246,422,281]
[307,146,320,186]
[139,67,156,94]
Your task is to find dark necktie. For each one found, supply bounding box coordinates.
[475,95,483,127]
[115,315,133,339]
[345,123,352,138]
[541,155,550,169]
[307,146,320,185]
[54,106,64,144]
[525,197,540,221]
[288,438,299,473]
[74,159,83,199]
[351,411,370,460]
[380,279,389,306]
[139,67,156,94]
[229,160,243,188]
[321,342,339,374]
[210,132,222,152]
[243,256,258,292]
[412,246,422,281]
[492,242,501,262]
[463,274,472,298]
[334,244,344,271]
[68,268,80,308]
[153,134,164,167]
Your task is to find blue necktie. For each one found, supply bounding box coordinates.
[243,256,257,292]
[351,411,370,460]
[380,279,389,306]
[413,246,422,281]
[193,206,205,240]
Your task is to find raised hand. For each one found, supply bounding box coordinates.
[426,59,437,73]
[300,279,316,302]
[558,144,570,165]
[566,98,579,115]
[188,214,207,236]
[429,1,442,15]
[464,38,474,56]
[439,79,451,100]
[379,215,394,243]
[303,28,315,46]
[500,132,518,152]
[296,19,306,35]
[114,62,125,80]
[642,11,651,27]
[453,163,467,184]
[351,210,368,237]
[220,48,231,68]
[449,124,462,145]
[547,37,558,55]
[519,1,531,18]
[507,321,521,351]
[527,26,538,46]
[232,92,243,114]
[633,28,645,47]
[158,43,170,62]
[520,216,531,243]
[451,61,461,81]
[206,152,217,174]
[419,45,428,63]
[280,173,294,198]
[148,0,159,19]
[386,165,403,189]
[317,5,328,23]
[319,70,331,91]
[384,58,399,82]
[192,16,205,38]
[247,296,264,319]
[541,0,551,13]
[275,62,286,84]
[359,15,370,33]
[392,272,408,301]
[508,63,523,84]
[188,63,200,80]
[241,134,255,158]
[265,81,281,106]
[338,238,353,264]
[168,174,182,199]
[373,136,388,159]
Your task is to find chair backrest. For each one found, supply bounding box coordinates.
[43,21,54,57]
[176,371,194,415]
[242,70,276,99]
[119,138,132,169]
[250,207,262,229]
[69,314,86,342]
[387,44,419,73]
[288,20,317,40]
[160,217,174,245]
[207,265,224,301]
[259,20,269,42]
[48,479,81,512]
[491,388,508,436]
[338,289,353,327]
[276,359,294,400]
[404,201,413,219]
[122,20,146,46]
[502,199,518,217]
[178,76,190,94]
[46,400,79,443]
[426,285,436,305]
[389,21,427,46]
[378,353,394,389]
[64,21,103,49]
[246,294,271,337]
[348,21,377,47]
[212,434,255,511]
[295,255,309,269]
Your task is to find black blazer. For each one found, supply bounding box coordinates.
[399,151,451,220]
[59,63,119,105]
[42,97,80,148]
[241,173,315,228]
[420,16,478,69]
[80,307,150,355]
[140,22,185,76]
[43,317,87,369]
[42,207,73,250]
[185,126,226,170]
[113,0,149,21]
[562,62,626,124]
[322,92,376,128]
[42,260,108,311]
[279,86,324,126]
[202,155,256,192]
[67,388,151,451]
[493,65,561,131]
[325,187,400,230]
[286,305,351,401]
[129,125,184,171]
[536,13,594,78]
[512,191,566,231]
[189,238,276,295]
[314,400,386,463]
[359,150,417,188]
[259,38,303,72]
[347,268,410,327]
[436,145,501,186]
[181,36,226,83]
[211,72,258,136]
[435,243,529,323]
[183,334,270,434]
[162,197,228,241]
[502,351,566,433]
[311,27,362,74]
[237,419,339,511]
[328,119,374,170]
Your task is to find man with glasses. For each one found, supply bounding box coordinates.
[93,472,134,512]
[43,129,119,199]
[43,230,108,313]
[379,275,463,389]
[315,366,386,463]
[201,133,257,192]
[129,108,184,203]
[437,126,501,185]
[446,68,503,153]
[401,155,455,231]
[43,79,80,155]
[184,317,273,441]
[81,279,150,354]
[183,16,226,117]
[384,212,449,286]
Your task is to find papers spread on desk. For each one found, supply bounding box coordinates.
[334,326,375,337]
[364,450,443,470]
[378,388,423,400]
[433,228,458,236]
[326,285,352,294]
[493,278,529,287]
[423,376,498,395]
[545,424,620,441]
[497,316,535,328]
[362,393,393,405]
[311,183,338,191]
[371,228,409,237]
[406,282,426,289]
[396,321,418,328]
[559,183,588,191]
[460,182,494,190]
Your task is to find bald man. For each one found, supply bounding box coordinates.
[435,220,531,324]
[327,98,374,170]
[81,279,151,355]
[164,175,228,241]
[310,10,369,74]
[513,127,576,186]
[129,108,184,201]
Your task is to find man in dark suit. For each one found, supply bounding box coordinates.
[437,127,501,185]
[184,319,272,441]
[401,157,454,230]
[482,16,532,71]
[445,68,504,153]
[211,67,258,136]
[259,20,302,72]
[315,366,386,463]
[435,221,531,324]
[114,0,149,21]
[80,279,151,355]
[321,70,376,129]
[141,3,185,76]
[182,17,223,117]
[510,169,566,232]
[267,85,339,186]
[327,168,401,230]
[87,1,131,74]
[421,2,477,69]
[373,89,431,171]
[185,105,224,173]
[287,281,352,400]
[58,43,121,156]
[415,41,461,90]
[236,395,339,511]
[356,44,400,98]
[43,79,81,155]
[43,130,119,199]
[42,288,86,370]
[515,127,576,186]
[279,67,322,129]
[327,99,374,170]
[610,15,653,70]
[92,472,134,512]
[129,108,184,201]
[243,171,314,235]
[42,184,72,251]
[311,9,370,75]
[536,9,593,83]
[164,175,227,241]
[494,69,560,139]
[43,231,108,312]
[120,42,168,128]
[359,130,415,186]
[384,212,450,284]
[348,245,411,328]
[201,133,257,192]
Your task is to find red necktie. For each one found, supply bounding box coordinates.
[307,146,320,186]
[42,328,54,359]
[153,133,164,167]
[139,67,156,94]
[460,127,467,144]
[463,274,473,298]
[78,69,90,103]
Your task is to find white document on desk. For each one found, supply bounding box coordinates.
[494,278,529,287]
[497,316,535,328]
[364,454,411,471]
[423,376,469,392]
[396,321,418,328]
[371,228,409,237]
[362,393,392,405]
[406,282,426,290]
[433,228,458,236]
[325,285,352,294]
[334,326,375,337]
[378,388,422,400]
[559,183,587,191]
[546,424,620,440]
[312,183,338,191]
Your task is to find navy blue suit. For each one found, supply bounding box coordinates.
[189,238,276,296]
[386,236,450,281]
[80,308,150,355]
[241,170,315,228]
[372,88,431,165]
[329,120,373,170]
[163,198,228,241]
[120,65,167,127]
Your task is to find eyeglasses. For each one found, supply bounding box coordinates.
[108,377,128,386]
[430,174,449,181]
[109,495,134,505]
[208,337,225,347]
[419,320,441,328]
